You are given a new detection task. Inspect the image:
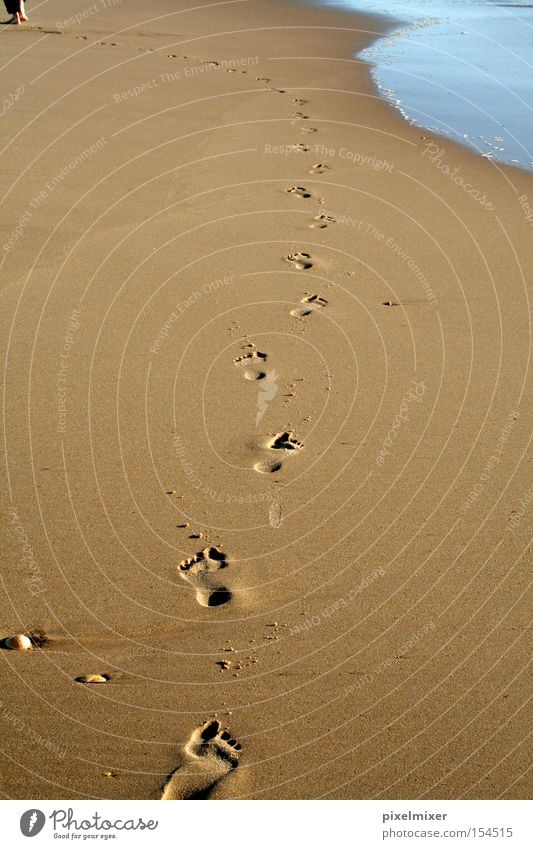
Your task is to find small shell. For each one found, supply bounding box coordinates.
[6,634,32,651]
[76,674,109,684]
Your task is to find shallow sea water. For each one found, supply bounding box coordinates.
[316,0,533,169]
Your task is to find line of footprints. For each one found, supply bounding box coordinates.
[166,79,334,800]
[167,68,402,801]
[176,87,331,605]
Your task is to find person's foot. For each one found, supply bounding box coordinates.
[8,14,20,24]
[20,1,28,20]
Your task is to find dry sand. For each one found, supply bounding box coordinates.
[0,0,531,800]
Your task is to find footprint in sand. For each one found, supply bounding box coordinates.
[290,293,328,317]
[293,98,308,105]
[234,348,268,381]
[268,431,304,451]
[310,212,335,229]
[309,163,330,174]
[285,185,311,199]
[254,458,283,474]
[234,349,267,365]
[243,368,266,381]
[290,111,310,119]
[254,431,303,473]
[301,126,318,135]
[178,547,231,607]
[256,76,270,82]
[286,252,313,270]
[161,719,241,800]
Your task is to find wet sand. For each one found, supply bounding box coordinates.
[0,0,531,799]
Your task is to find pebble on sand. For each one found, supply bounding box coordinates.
[5,634,32,650]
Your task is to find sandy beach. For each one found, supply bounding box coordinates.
[1,0,531,800]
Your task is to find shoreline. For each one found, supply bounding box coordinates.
[1,0,531,801]
[328,0,533,172]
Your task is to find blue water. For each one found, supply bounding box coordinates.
[316,0,533,169]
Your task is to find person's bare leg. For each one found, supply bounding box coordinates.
[19,1,28,21]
